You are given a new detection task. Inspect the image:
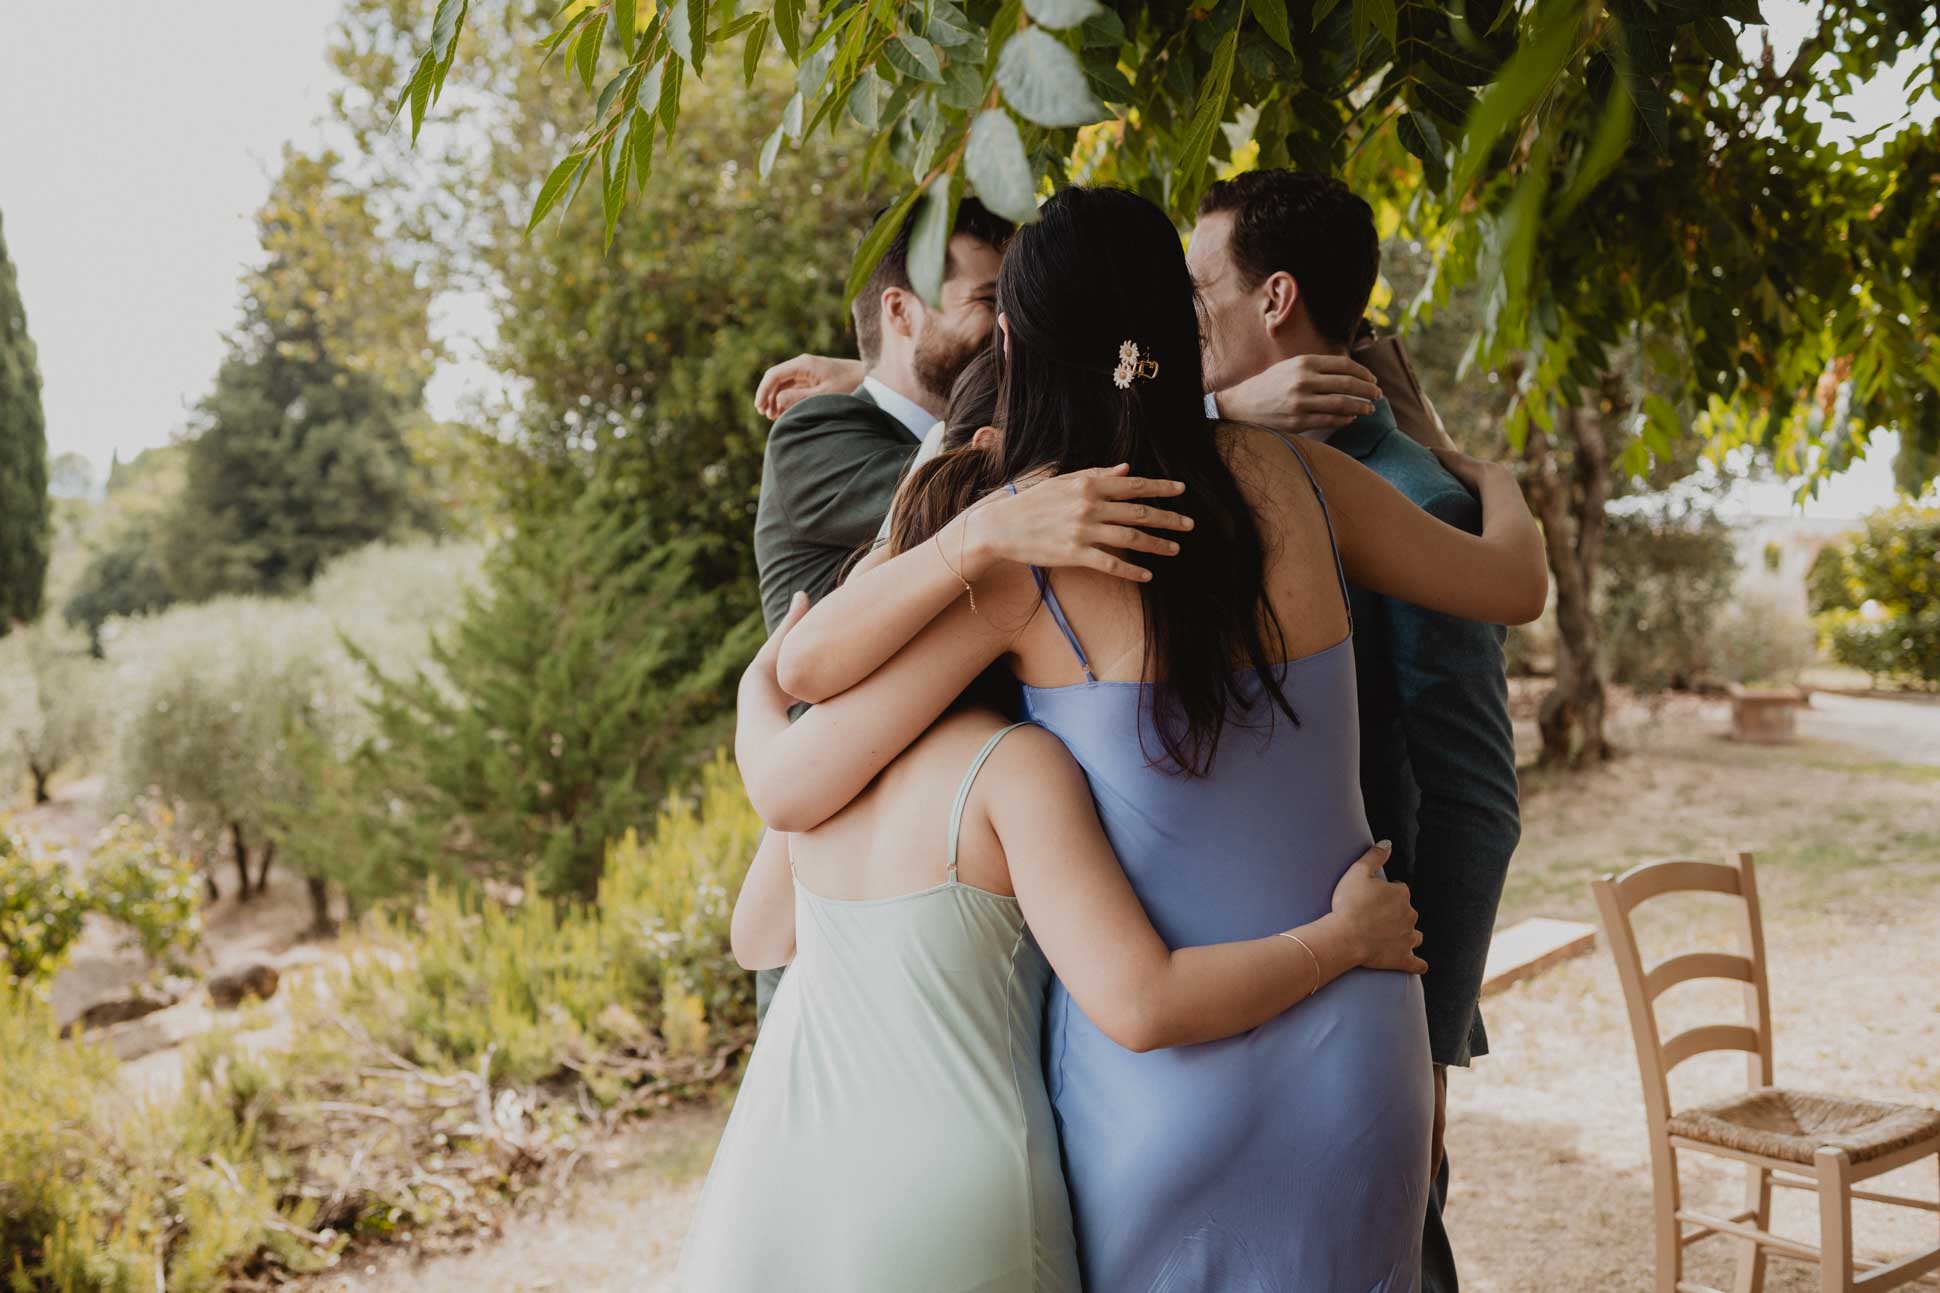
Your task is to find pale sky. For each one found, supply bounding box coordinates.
[0,1,1931,517]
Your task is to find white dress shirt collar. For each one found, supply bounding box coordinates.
[859,375,936,441]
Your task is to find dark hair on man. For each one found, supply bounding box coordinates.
[852,196,1014,366]
[941,348,1000,451]
[1197,170,1379,347]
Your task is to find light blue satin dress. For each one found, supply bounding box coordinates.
[1020,437,1433,1292]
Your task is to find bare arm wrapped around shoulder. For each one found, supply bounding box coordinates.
[775,464,1191,704]
[1301,438,1548,625]
[991,727,1427,1052]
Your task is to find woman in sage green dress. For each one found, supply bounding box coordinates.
[677,583,1426,1293]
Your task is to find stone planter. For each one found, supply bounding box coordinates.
[1727,684,1806,743]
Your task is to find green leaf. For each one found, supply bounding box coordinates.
[917,4,980,50]
[613,0,638,49]
[1247,0,1296,54]
[601,139,631,250]
[758,122,786,179]
[774,0,803,61]
[574,14,606,90]
[743,15,769,87]
[908,177,958,307]
[847,69,884,128]
[630,107,655,186]
[668,0,705,72]
[997,28,1109,127]
[527,150,590,235]
[884,31,945,83]
[782,90,806,141]
[1023,0,1103,30]
[845,186,926,313]
[429,0,467,61]
[1396,111,1448,188]
[1312,0,1348,31]
[407,53,434,140]
[659,58,684,141]
[965,108,1039,223]
[1449,4,1580,196]
[1551,80,1632,219]
[1693,15,1740,66]
[595,67,631,121]
[1354,0,1398,53]
[1080,8,1126,47]
[1175,28,1239,203]
[938,57,985,110]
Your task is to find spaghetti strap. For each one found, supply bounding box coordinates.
[1006,481,1097,683]
[1266,432,1354,633]
[946,722,1033,883]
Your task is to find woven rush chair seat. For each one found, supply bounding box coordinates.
[1667,1086,1940,1166]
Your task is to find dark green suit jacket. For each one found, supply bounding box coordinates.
[754,387,920,633]
[1332,400,1521,1067]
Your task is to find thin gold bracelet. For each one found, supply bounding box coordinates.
[934,525,976,615]
[1276,931,1321,998]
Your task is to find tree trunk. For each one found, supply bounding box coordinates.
[1523,401,1615,767]
[29,761,50,805]
[305,874,337,938]
[203,861,220,904]
[253,839,276,893]
[230,820,254,901]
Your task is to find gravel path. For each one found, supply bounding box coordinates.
[1800,692,1940,766]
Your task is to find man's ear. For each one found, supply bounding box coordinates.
[1260,271,1299,337]
[997,311,1010,359]
[882,285,923,340]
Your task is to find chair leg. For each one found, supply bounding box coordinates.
[1655,1140,1683,1293]
[1817,1147,1853,1293]
[1734,1161,1770,1293]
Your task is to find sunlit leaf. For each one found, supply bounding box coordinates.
[965,109,1039,223]
[1023,0,1103,30]
[997,28,1109,128]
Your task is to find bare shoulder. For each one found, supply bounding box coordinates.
[1211,419,1330,529]
[983,723,1087,804]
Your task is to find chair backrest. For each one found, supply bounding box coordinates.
[1590,852,1775,1134]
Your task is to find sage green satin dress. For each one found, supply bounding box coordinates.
[680,724,1079,1292]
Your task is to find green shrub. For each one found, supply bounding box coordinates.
[0,985,329,1292]
[87,801,203,976]
[1809,506,1940,689]
[1599,498,1742,691]
[333,752,762,1092]
[1710,586,1818,686]
[0,822,88,990]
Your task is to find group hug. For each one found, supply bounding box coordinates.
[677,171,1549,1292]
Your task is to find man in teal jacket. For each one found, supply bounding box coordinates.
[1192,169,1522,1293]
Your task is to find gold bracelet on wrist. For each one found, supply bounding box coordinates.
[1276,931,1321,999]
[935,527,976,615]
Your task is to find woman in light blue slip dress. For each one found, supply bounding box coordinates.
[755,185,1547,1291]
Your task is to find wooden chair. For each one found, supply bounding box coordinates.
[1591,852,1940,1293]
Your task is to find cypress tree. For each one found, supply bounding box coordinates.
[0,209,49,629]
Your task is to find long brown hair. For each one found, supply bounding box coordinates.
[991,186,1296,775]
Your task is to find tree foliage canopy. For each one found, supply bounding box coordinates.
[398,0,1937,493]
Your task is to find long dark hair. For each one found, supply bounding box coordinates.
[991,185,1296,775]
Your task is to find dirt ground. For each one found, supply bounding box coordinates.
[291,691,1940,1293]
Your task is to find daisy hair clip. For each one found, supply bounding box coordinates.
[1112,340,1160,389]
